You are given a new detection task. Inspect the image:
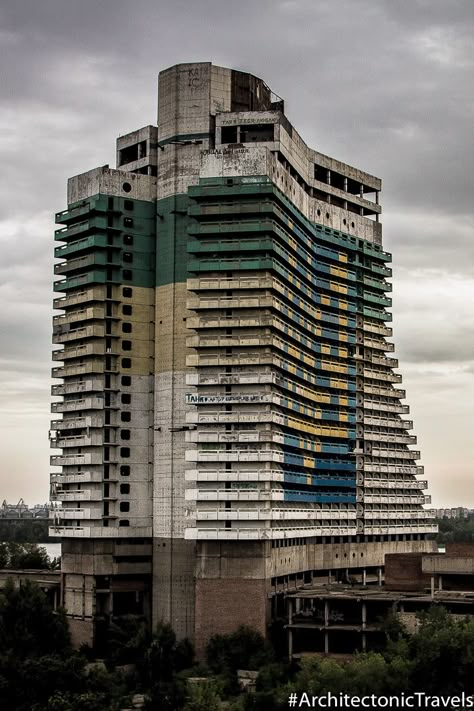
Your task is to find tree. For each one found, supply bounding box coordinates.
[206,626,274,675]
[0,578,70,658]
[183,680,223,711]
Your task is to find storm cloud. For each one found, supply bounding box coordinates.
[0,0,472,506]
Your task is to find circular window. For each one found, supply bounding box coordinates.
[351,221,355,228]
[326,212,330,219]
[317,209,321,217]
[343,218,347,225]
[122,182,132,193]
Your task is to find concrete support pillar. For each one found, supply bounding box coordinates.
[438,575,443,591]
[431,575,435,598]
[362,568,367,586]
[289,629,293,660]
[324,600,329,626]
[324,631,329,654]
[328,570,332,584]
[344,177,348,192]
[360,184,364,198]
[362,601,366,630]
[362,632,366,652]
[327,170,331,186]
[295,598,301,614]
[288,597,293,625]
[377,567,383,586]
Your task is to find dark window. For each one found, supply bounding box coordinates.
[120,483,130,494]
[222,125,238,143]
[121,412,131,422]
[123,269,133,280]
[121,393,131,404]
[124,200,134,211]
[240,123,274,142]
[119,519,130,527]
[121,358,132,369]
[122,322,132,333]
[124,234,133,245]
[120,502,130,512]
[121,430,131,440]
[123,217,133,227]
[122,340,132,351]
[120,447,130,457]
[122,305,132,316]
[123,252,133,263]
[123,287,133,297]
[120,465,130,476]
[121,375,131,386]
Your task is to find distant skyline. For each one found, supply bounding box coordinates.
[0,0,472,507]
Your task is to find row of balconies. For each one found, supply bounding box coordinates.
[363,399,409,414]
[362,336,395,352]
[185,525,358,540]
[53,286,108,310]
[363,368,403,384]
[49,525,153,538]
[51,471,105,485]
[193,509,357,521]
[364,432,417,445]
[369,447,420,460]
[186,371,276,386]
[370,354,398,368]
[185,469,355,486]
[52,342,105,361]
[186,449,350,463]
[360,321,392,337]
[364,415,413,429]
[363,510,437,521]
[361,494,430,505]
[51,378,104,396]
[50,433,104,448]
[51,453,103,467]
[362,524,437,535]
[187,294,272,311]
[364,463,424,475]
[51,489,96,502]
[52,361,109,378]
[363,477,428,490]
[363,384,406,399]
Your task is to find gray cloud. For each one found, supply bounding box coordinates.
[0,0,472,505]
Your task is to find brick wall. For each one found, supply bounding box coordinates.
[68,617,94,649]
[445,543,474,556]
[194,578,269,660]
[384,553,430,591]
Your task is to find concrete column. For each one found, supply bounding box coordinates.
[328,570,332,584]
[324,631,329,654]
[327,170,331,186]
[359,184,364,198]
[362,632,366,652]
[289,629,293,660]
[377,567,383,586]
[431,575,435,598]
[295,598,301,614]
[438,575,443,591]
[362,601,367,630]
[324,600,329,626]
[288,597,293,625]
[362,568,367,586]
[344,177,348,192]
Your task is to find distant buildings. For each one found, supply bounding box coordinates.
[0,500,50,519]
[433,507,473,519]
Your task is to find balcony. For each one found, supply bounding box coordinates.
[51,415,102,430]
[362,322,392,337]
[54,234,109,258]
[51,396,104,413]
[51,471,105,485]
[186,410,272,425]
[363,524,437,535]
[50,433,104,448]
[51,453,103,466]
[51,489,96,502]
[53,306,106,327]
[53,286,106,310]
[187,333,264,348]
[52,361,113,378]
[51,507,101,521]
[363,510,437,521]
[52,343,105,361]
[52,324,105,344]
[361,494,427,505]
[186,489,273,502]
[362,336,395,352]
[186,352,271,368]
[51,379,103,396]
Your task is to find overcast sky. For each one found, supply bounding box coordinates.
[0,0,472,508]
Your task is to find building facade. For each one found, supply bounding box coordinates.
[50,62,437,652]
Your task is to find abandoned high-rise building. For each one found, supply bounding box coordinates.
[50,62,437,652]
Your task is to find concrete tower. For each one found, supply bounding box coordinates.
[50,62,437,652]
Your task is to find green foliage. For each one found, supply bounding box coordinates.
[206,626,274,674]
[0,518,51,544]
[0,578,70,657]
[436,514,474,544]
[0,542,56,569]
[183,679,223,711]
[409,606,474,694]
